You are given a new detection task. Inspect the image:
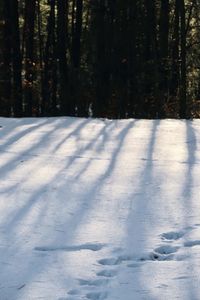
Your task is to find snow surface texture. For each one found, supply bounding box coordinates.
[0,117,200,300]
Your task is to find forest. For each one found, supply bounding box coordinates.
[0,0,200,119]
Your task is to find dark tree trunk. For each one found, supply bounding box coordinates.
[170,0,180,99]
[42,0,57,115]
[92,0,109,117]
[144,0,158,117]
[159,0,169,116]
[0,0,12,116]
[24,0,36,116]
[10,0,23,117]
[179,0,187,118]
[127,0,137,118]
[72,0,83,69]
[57,0,69,115]
[71,0,84,116]
[37,0,44,115]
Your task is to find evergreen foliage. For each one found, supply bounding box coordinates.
[0,0,200,118]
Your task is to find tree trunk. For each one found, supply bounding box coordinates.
[10,0,23,117]
[57,0,69,115]
[0,0,12,116]
[72,0,83,69]
[179,0,187,118]
[24,0,36,116]
[159,0,169,117]
[71,0,84,116]
[170,0,180,101]
[92,0,109,117]
[42,0,57,115]
[144,0,158,117]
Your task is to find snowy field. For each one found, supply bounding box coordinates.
[0,117,200,300]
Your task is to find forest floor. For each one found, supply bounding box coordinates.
[0,117,200,300]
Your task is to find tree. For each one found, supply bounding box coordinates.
[0,0,12,116]
[159,0,169,116]
[10,0,23,117]
[42,0,57,115]
[24,0,36,116]
[179,0,187,118]
[72,0,83,69]
[0,0,200,118]
[57,0,69,115]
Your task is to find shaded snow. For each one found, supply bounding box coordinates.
[0,117,200,299]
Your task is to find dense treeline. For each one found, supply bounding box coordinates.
[0,0,200,118]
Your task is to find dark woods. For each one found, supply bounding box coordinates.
[0,0,200,119]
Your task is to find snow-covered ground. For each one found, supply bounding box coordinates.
[0,117,200,300]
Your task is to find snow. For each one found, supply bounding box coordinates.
[0,117,200,300]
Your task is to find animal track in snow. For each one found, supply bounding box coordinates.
[86,291,108,300]
[97,269,117,278]
[34,242,106,252]
[161,226,200,250]
[154,245,179,255]
[146,245,179,261]
[97,246,178,265]
[67,289,80,295]
[148,252,174,261]
[139,252,174,262]
[160,225,198,242]
[184,240,200,247]
[127,262,142,268]
[98,255,134,266]
[139,243,180,262]
[78,278,108,287]
[161,231,185,241]
[98,258,120,266]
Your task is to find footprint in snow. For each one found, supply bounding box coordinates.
[67,279,108,299]
[160,226,200,250]
[98,255,134,266]
[67,289,80,295]
[127,262,142,268]
[151,245,179,261]
[78,278,108,287]
[161,231,185,241]
[86,291,108,300]
[140,245,179,261]
[184,240,200,247]
[98,257,120,266]
[148,252,174,261]
[161,225,200,242]
[154,245,179,254]
[96,269,117,278]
